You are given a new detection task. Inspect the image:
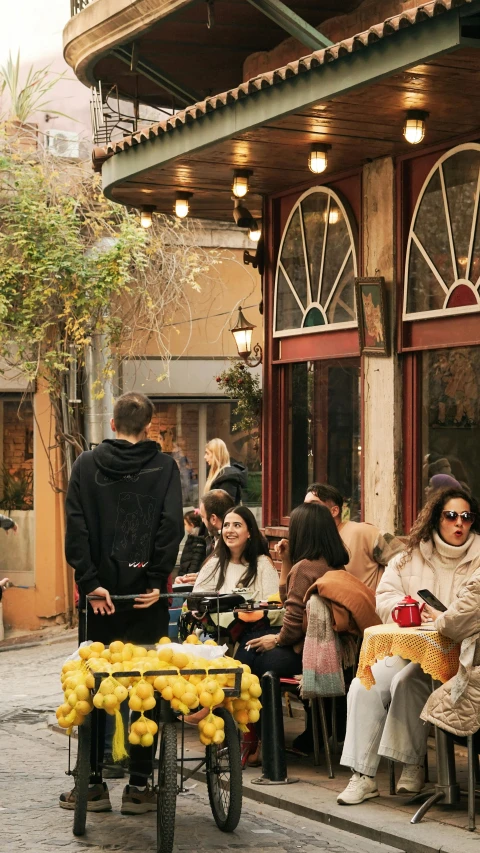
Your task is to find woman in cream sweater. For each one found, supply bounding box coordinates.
[338,487,480,806]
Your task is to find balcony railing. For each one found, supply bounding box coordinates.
[90,83,173,146]
[70,0,90,15]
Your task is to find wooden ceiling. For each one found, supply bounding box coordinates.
[91,0,363,107]
[109,48,480,223]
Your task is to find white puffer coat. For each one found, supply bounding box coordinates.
[375,534,480,624]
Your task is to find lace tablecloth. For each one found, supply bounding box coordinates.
[357,623,460,689]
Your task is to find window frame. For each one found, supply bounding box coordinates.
[403,142,480,322]
[273,186,359,338]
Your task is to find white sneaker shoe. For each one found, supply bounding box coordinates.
[337,772,379,805]
[396,763,425,794]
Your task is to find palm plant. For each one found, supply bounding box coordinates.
[0,51,71,125]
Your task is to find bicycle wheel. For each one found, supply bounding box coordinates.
[73,714,92,837]
[206,708,242,832]
[156,723,177,853]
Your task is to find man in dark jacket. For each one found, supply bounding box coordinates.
[61,391,183,815]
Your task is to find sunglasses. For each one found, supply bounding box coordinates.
[441,510,476,524]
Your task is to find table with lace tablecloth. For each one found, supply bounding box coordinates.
[357,623,460,689]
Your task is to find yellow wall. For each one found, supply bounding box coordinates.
[3,387,70,632]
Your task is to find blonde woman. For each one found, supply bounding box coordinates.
[204,438,247,503]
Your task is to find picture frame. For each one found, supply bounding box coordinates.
[355,277,389,356]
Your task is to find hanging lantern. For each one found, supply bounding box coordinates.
[403,110,428,145]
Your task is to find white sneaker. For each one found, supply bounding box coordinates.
[396,763,425,794]
[337,772,379,805]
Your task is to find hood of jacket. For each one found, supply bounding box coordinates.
[92,439,160,480]
[213,463,248,488]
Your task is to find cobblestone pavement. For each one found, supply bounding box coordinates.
[0,638,402,853]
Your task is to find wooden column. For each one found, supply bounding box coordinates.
[362,157,402,532]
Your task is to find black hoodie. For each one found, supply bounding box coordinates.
[65,439,183,597]
[210,462,248,503]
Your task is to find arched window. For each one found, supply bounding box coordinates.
[273,187,358,337]
[404,144,480,319]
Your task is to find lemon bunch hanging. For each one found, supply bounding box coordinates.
[56,636,262,747]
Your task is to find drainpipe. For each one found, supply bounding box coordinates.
[84,333,114,448]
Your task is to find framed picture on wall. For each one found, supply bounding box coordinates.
[355,277,388,356]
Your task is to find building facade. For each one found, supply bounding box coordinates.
[63,0,480,552]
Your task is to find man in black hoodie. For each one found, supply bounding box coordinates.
[61,392,183,815]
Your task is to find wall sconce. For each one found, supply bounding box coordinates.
[140,205,155,228]
[248,221,261,242]
[403,110,428,145]
[308,143,331,174]
[231,307,263,366]
[232,169,253,198]
[175,191,193,218]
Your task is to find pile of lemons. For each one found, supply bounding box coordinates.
[56,636,262,747]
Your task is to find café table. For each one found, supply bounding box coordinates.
[357,623,461,823]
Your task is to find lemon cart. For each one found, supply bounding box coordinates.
[58,596,262,853]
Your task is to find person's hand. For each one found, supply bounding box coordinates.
[175,574,198,585]
[275,539,289,559]
[422,603,442,623]
[89,587,115,615]
[4,523,17,535]
[0,577,10,590]
[247,634,279,653]
[134,588,160,609]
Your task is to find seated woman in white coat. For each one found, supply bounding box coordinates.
[337,487,480,806]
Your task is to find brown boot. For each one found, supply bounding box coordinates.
[247,741,262,768]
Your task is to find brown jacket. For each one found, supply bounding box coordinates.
[278,558,331,653]
[421,569,480,737]
[305,570,381,634]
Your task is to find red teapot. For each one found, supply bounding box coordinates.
[391,595,424,628]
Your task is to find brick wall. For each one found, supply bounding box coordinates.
[264,526,289,574]
[3,401,34,474]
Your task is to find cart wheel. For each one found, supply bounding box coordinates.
[157,723,177,853]
[206,707,242,832]
[73,714,92,837]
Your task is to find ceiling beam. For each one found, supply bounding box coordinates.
[244,0,333,51]
[111,47,201,107]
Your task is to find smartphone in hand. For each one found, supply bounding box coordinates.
[417,589,447,612]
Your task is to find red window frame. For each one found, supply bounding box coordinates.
[397,138,480,531]
[263,170,362,529]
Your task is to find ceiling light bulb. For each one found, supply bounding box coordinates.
[175,198,189,218]
[308,143,330,174]
[403,110,428,145]
[174,191,193,219]
[140,205,155,228]
[232,169,252,198]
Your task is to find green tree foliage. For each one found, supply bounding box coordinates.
[215,361,262,438]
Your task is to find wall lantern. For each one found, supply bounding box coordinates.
[403,110,428,145]
[232,169,253,198]
[308,143,331,174]
[231,307,263,366]
[248,222,261,242]
[140,205,155,228]
[175,191,193,218]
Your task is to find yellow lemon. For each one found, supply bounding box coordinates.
[213,715,225,730]
[114,684,129,703]
[79,645,91,660]
[184,635,199,645]
[212,688,225,706]
[76,700,92,717]
[103,694,118,710]
[146,719,159,735]
[57,716,71,729]
[133,646,148,658]
[90,642,105,655]
[157,646,173,664]
[204,639,217,646]
[128,731,141,745]
[234,710,249,725]
[142,696,156,711]
[199,691,214,708]
[203,722,216,739]
[161,686,174,702]
[93,693,104,709]
[129,694,143,712]
[100,649,112,661]
[122,644,134,661]
[171,651,189,669]
[140,732,154,748]
[248,709,260,723]
[199,732,212,746]
[158,636,171,645]
[136,681,154,700]
[249,682,262,698]
[213,730,225,744]
[67,692,78,708]
[154,675,168,692]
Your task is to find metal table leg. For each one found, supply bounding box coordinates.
[410,682,460,824]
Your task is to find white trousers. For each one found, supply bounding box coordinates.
[340,657,431,777]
